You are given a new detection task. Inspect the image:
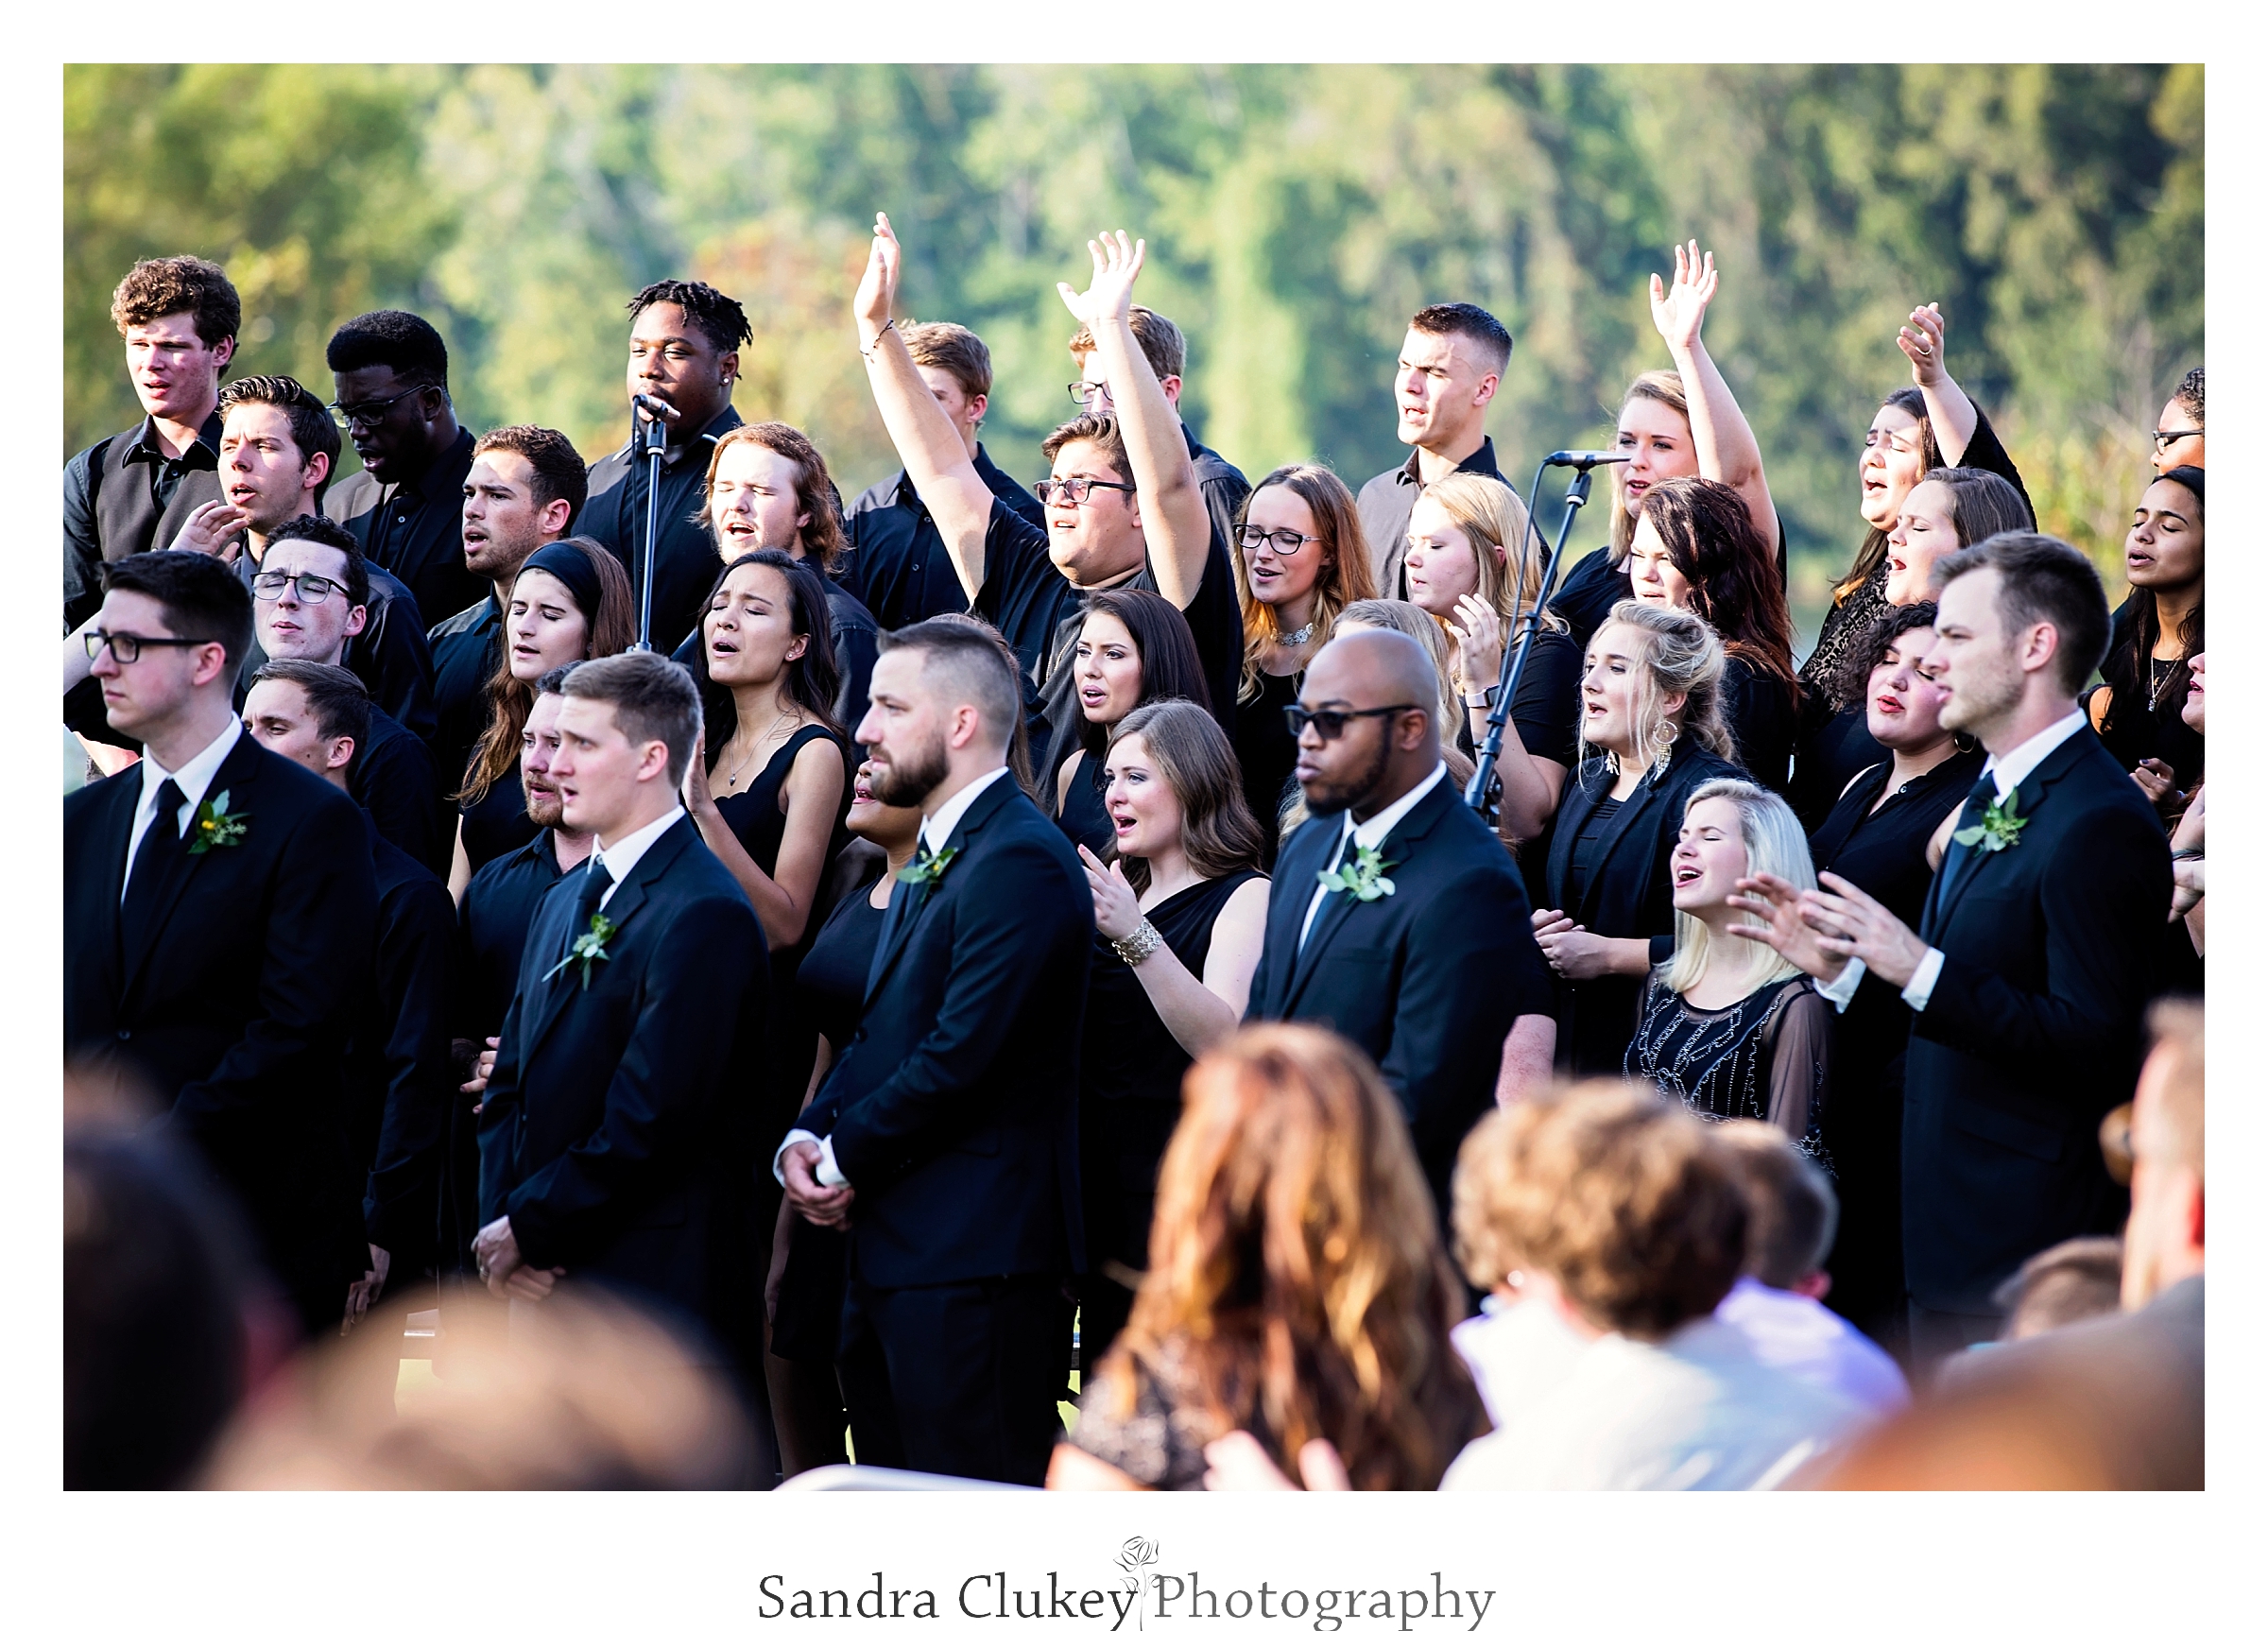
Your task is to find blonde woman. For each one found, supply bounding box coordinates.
[1403,471,1579,840]
[1624,779,1831,1156]
[1228,464,1379,861]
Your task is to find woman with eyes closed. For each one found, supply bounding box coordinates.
[448,537,636,896]
[1549,242,1780,652]
[1789,304,2033,828]
[1230,464,1379,862]
[1787,603,1982,1342]
[1052,586,1212,855]
[2089,465,2204,818]
[1402,472,1579,843]
[1074,698,1270,1377]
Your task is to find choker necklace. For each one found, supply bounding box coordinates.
[1278,621,1315,647]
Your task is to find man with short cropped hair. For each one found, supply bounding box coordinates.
[579,281,750,653]
[1355,301,1515,597]
[243,659,455,1328]
[64,550,376,1338]
[247,516,446,875]
[429,426,588,790]
[324,310,482,628]
[847,320,1046,628]
[65,256,242,756]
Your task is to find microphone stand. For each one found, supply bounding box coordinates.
[1466,459,1598,812]
[632,400,669,652]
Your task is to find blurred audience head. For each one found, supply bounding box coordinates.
[1710,1119,1838,1299]
[1107,1023,1481,1491]
[1992,1237,2125,1342]
[2122,998,2204,1310]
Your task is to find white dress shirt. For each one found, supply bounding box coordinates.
[1297,760,1447,950]
[121,717,244,900]
[587,802,687,911]
[775,764,1013,1191]
[1815,708,2089,1014]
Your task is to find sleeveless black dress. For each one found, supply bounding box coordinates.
[1235,668,1304,867]
[1056,747,1114,856]
[1806,747,1981,1343]
[1076,867,1264,1377]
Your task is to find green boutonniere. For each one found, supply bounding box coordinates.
[1319,841,1397,903]
[1952,788,2028,854]
[186,789,249,854]
[544,912,617,990]
[894,846,961,887]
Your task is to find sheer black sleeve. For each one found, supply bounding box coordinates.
[1762,982,1833,1161]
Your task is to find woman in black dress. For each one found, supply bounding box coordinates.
[763,757,919,1477]
[1403,471,1581,844]
[1534,602,1748,1076]
[2090,466,2203,818]
[1789,301,2031,828]
[1052,587,1211,854]
[1229,464,1378,863]
[1624,779,1832,1158]
[1627,476,1798,795]
[447,538,636,897]
[1073,698,1271,1377]
[1775,602,1981,1346]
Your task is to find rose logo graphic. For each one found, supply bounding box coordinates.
[1117,1538,1161,1631]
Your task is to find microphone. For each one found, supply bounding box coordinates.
[632,393,681,422]
[1543,450,1631,469]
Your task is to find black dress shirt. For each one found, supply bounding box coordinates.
[326,427,482,631]
[1355,436,1508,598]
[426,594,503,796]
[845,443,1046,629]
[580,403,743,654]
[350,705,450,879]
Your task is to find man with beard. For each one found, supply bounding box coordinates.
[1245,627,1554,1226]
[777,620,1091,1486]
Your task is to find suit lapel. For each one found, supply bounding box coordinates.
[863,777,1018,1003]
[1927,730,2088,932]
[1575,764,1668,921]
[82,769,140,1007]
[1280,781,1452,1012]
[522,820,685,1060]
[121,730,257,1002]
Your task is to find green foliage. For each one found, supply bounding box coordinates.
[65,64,2200,643]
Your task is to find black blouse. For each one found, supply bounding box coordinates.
[1723,654,1797,798]
[1625,973,1832,1159]
[2094,602,2203,794]
[1235,667,1304,867]
[1057,747,1115,857]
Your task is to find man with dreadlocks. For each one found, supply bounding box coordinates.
[579,280,756,654]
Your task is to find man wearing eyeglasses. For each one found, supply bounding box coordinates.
[2150,367,2204,477]
[65,549,378,1341]
[1245,627,1555,1230]
[321,311,482,630]
[243,516,447,878]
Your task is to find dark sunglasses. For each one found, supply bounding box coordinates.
[1283,703,1420,742]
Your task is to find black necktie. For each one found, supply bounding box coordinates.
[1931,774,2000,919]
[121,779,187,953]
[558,856,614,963]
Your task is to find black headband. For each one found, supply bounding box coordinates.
[516,542,605,626]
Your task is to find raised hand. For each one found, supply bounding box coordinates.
[1898,302,1950,388]
[1449,593,1505,695]
[1056,230,1146,333]
[1078,844,1144,941]
[1726,871,1847,983]
[681,724,714,814]
[853,212,902,333]
[1648,239,1718,352]
[1796,871,1929,988]
[170,498,250,563]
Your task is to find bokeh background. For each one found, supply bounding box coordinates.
[65,62,2202,644]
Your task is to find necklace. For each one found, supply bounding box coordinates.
[719,713,798,789]
[2149,654,2175,710]
[1278,621,1315,647]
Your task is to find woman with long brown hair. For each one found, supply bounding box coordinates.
[447,537,636,897]
[1052,587,1213,853]
[1229,463,1378,861]
[1049,1024,1485,1491]
[1627,475,1799,794]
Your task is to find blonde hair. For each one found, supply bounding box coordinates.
[1607,369,1691,559]
[1416,472,1560,635]
[1583,600,1735,779]
[1333,599,1475,789]
[1232,464,1379,702]
[1660,779,1812,997]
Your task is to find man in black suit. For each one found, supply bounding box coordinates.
[1246,627,1555,1222]
[472,653,768,1372]
[779,620,1091,1486]
[1732,533,2171,1374]
[241,660,455,1329]
[64,550,376,1338]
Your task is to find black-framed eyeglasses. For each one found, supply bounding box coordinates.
[1283,703,1422,742]
[1067,381,1114,410]
[2151,426,2203,451]
[84,629,205,664]
[327,385,426,430]
[250,570,349,603]
[1035,476,1137,506]
[1237,524,1319,556]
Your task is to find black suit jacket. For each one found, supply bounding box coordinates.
[1247,774,1551,1217]
[1901,727,2170,1314]
[63,728,377,1327]
[796,774,1091,1290]
[1541,740,1749,1075]
[476,816,767,1328]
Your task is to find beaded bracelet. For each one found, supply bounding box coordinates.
[1111,919,1164,968]
[859,316,897,360]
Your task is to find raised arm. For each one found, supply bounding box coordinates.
[1896,302,1978,466]
[1650,240,1779,548]
[1057,232,1211,609]
[855,213,997,603]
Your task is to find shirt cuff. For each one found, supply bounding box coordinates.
[1901,947,1946,1012]
[1813,956,1867,1013]
[772,1128,847,1189]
